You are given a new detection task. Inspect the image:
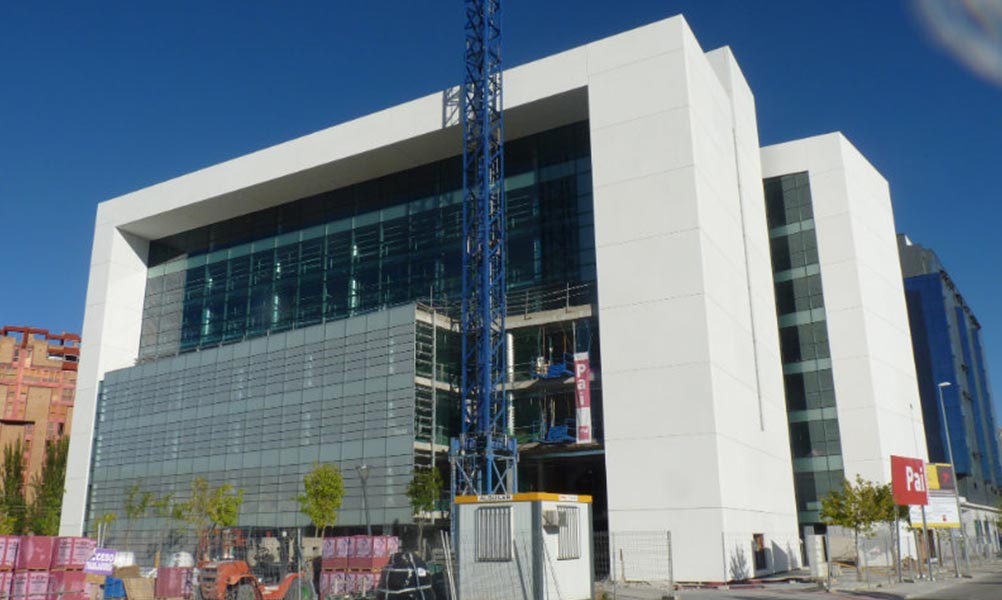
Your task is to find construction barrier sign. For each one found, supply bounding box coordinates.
[909,493,960,528]
[890,455,928,505]
[908,462,960,529]
[573,352,592,444]
[83,548,116,576]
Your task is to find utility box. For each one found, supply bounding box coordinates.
[455,493,593,600]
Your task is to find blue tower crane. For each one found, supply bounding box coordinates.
[451,0,518,497]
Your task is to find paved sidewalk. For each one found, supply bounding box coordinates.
[827,563,1001,599]
[671,561,1002,599]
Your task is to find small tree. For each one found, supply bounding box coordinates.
[1,439,27,535]
[406,468,442,554]
[208,484,244,528]
[821,475,887,579]
[297,463,345,539]
[163,499,189,558]
[150,494,175,563]
[122,482,154,549]
[873,481,909,524]
[181,477,244,560]
[27,437,70,535]
[872,481,910,574]
[94,513,117,547]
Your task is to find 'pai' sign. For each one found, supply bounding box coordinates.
[890,455,929,506]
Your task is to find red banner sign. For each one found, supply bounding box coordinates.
[890,455,928,506]
[573,352,592,443]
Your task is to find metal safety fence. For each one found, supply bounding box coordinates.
[824,523,1002,586]
[592,532,673,600]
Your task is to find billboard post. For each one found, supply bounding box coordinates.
[920,463,962,577]
[891,455,932,581]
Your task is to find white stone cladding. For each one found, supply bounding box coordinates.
[760,134,929,487]
[589,21,799,581]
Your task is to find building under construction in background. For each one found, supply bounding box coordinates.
[0,326,78,491]
[62,15,951,581]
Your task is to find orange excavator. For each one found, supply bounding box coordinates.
[198,560,312,600]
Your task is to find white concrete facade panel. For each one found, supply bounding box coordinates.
[761,134,929,490]
[592,20,797,582]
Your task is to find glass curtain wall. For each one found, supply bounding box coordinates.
[140,122,595,361]
[764,172,844,525]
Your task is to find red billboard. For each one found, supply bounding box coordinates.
[890,455,928,506]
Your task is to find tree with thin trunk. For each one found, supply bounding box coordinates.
[122,482,154,549]
[27,437,69,535]
[150,493,174,563]
[180,477,244,560]
[1,439,27,535]
[821,475,887,580]
[94,513,117,547]
[406,468,442,556]
[297,463,345,539]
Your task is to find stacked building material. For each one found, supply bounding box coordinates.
[0,537,20,599]
[318,536,399,597]
[52,539,97,571]
[0,536,102,600]
[16,537,56,571]
[14,537,55,600]
[49,537,97,600]
[120,578,154,600]
[12,572,51,600]
[154,568,192,600]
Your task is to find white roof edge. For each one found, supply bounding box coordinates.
[760,131,846,154]
[760,131,890,190]
[98,14,696,232]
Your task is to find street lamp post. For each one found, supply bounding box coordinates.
[937,381,969,575]
[357,464,372,536]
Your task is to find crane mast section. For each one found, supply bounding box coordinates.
[454,0,517,497]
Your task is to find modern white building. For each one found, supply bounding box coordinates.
[760,134,929,526]
[593,27,801,580]
[72,14,973,583]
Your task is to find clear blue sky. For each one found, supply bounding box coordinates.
[1,2,1000,411]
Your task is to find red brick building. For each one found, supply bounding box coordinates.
[0,327,78,488]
